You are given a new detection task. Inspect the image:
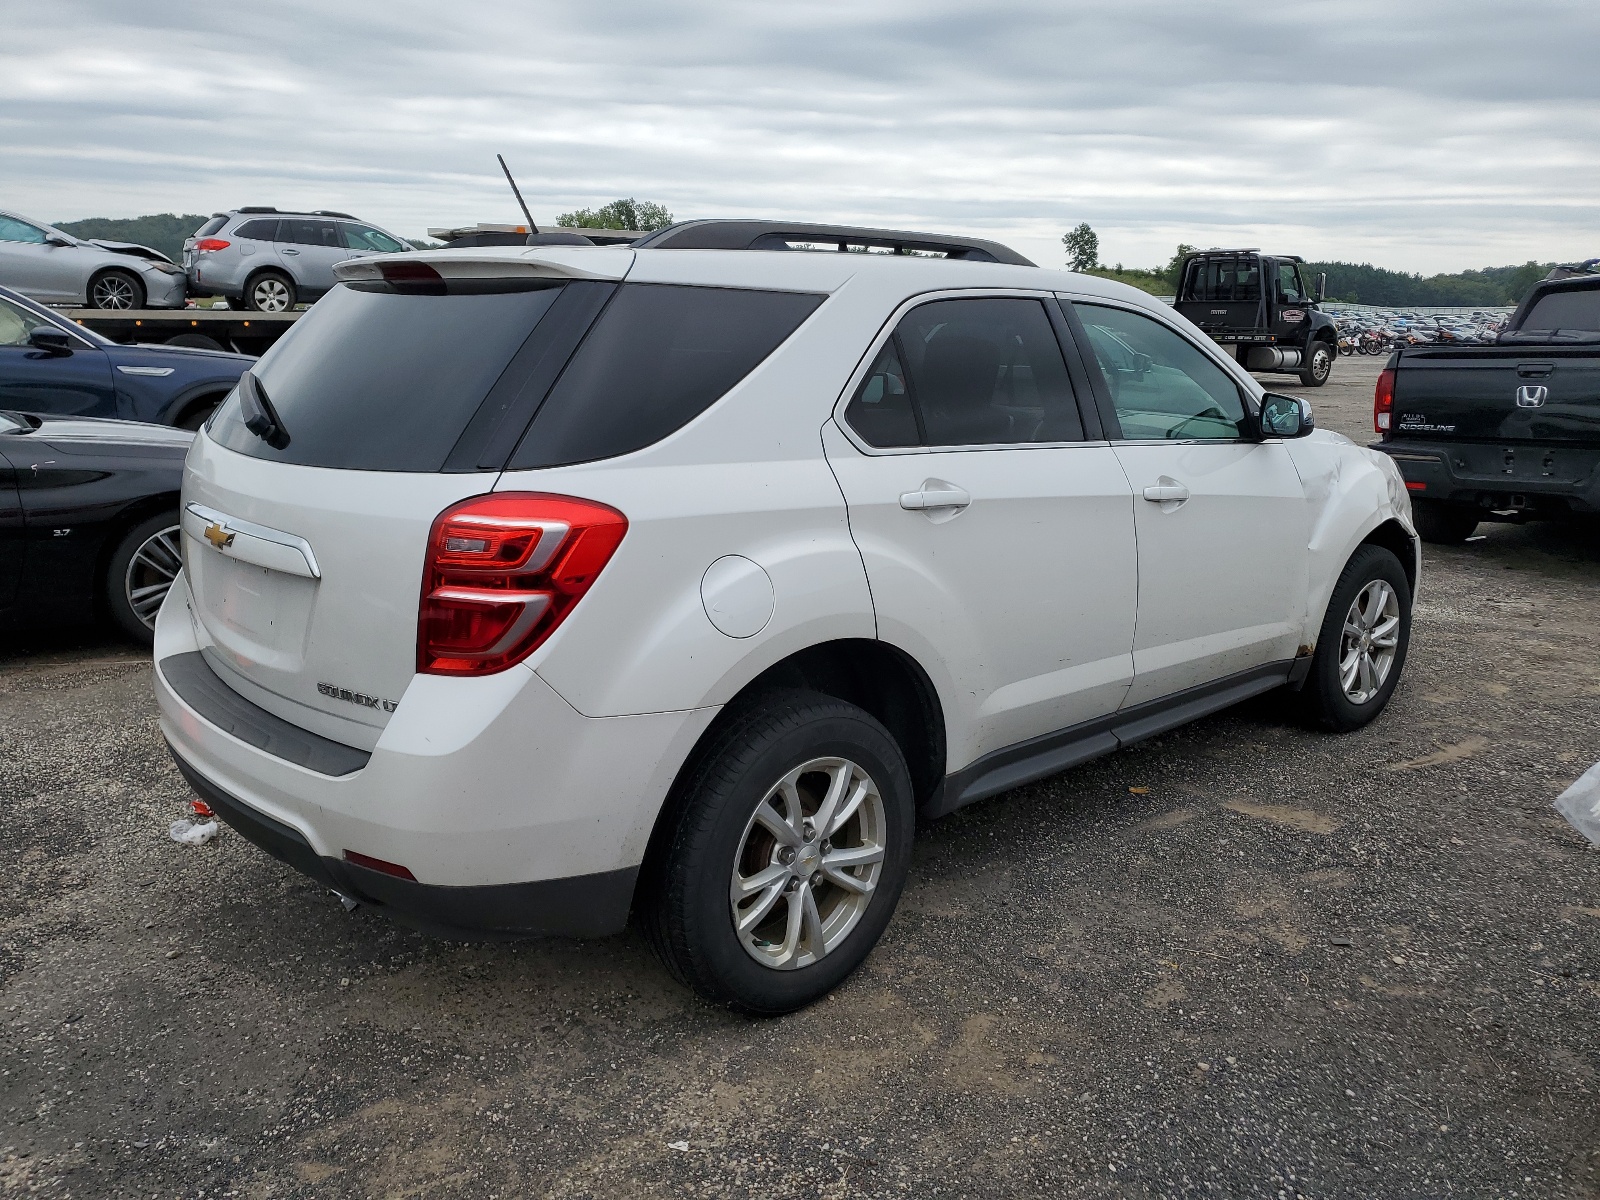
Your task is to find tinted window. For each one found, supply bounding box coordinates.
[233,219,280,241]
[844,340,919,448]
[1180,257,1261,303]
[342,224,406,253]
[282,218,341,248]
[1276,263,1304,304]
[209,282,567,472]
[510,284,824,469]
[0,297,48,346]
[1522,288,1600,333]
[1076,304,1246,440]
[0,216,46,244]
[894,297,1081,446]
[194,216,226,238]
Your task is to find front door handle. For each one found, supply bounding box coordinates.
[281,248,300,256]
[1142,482,1191,504]
[900,480,971,512]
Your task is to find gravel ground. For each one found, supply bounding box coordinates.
[3,352,1598,1197]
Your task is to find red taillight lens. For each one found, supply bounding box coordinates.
[1374,366,1396,434]
[418,493,627,676]
[194,238,231,252]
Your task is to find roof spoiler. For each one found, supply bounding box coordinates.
[633,220,1035,266]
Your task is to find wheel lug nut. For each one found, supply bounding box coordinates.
[777,846,796,865]
[802,821,816,842]
[820,839,832,854]
[810,871,822,887]
[786,876,800,891]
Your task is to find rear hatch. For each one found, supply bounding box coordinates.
[1174,255,1264,336]
[180,252,627,749]
[1392,345,1600,444]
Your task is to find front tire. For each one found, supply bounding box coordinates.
[1412,498,1479,545]
[644,691,915,1014]
[89,269,146,310]
[1298,340,1333,387]
[106,512,183,645]
[1299,545,1412,732]
[245,271,296,313]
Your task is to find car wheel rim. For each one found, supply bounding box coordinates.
[1338,579,1400,705]
[254,279,289,312]
[94,276,136,309]
[730,756,887,971]
[126,525,182,630]
[1313,348,1331,379]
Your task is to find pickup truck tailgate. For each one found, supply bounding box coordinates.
[1392,346,1600,442]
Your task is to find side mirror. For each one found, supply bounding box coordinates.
[28,327,72,355]
[44,235,73,248]
[1259,392,1315,439]
[1316,272,1327,303]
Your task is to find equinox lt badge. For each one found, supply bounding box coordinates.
[318,682,399,713]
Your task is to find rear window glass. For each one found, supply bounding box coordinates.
[195,216,226,238]
[509,284,824,469]
[208,282,567,472]
[1179,257,1261,303]
[1522,288,1600,333]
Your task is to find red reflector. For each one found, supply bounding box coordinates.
[344,850,417,881]
[1374,366,1396,434]
[188,798,215,819]
[418,493,628,676]
[194,238,230,252]
[1405,480,1426,492]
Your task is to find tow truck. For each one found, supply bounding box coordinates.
[1173,249,1337,387]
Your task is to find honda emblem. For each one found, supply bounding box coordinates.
[1515,385,1548,407]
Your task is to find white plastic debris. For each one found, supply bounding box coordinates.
[168,818,219,845]
[1555,761,1600,847]
[667,1141,690,1152]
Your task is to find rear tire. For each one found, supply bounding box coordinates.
[1298,340,1333,387]
[643,690,915,1014]
[246,271,296,313]
[1411,499,1479,544]
[165,333,224,351]
[1298,544,1412,732]
[88,269,145,310]
[106,512,183,645]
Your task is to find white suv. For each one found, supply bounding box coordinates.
[155,220,1419,1013]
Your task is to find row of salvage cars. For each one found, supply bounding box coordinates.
[0,284,252,644]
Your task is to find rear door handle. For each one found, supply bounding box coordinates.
[281,248,300,256]
[900,481,971,511]
[1142,483,1190,503]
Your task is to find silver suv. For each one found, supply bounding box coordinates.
[184,208,411,312]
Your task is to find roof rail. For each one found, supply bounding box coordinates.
[312,210,356,219]
[633,220,1035,266]
[237,206,279,214]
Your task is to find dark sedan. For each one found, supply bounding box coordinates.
[0,284,251,429]
[1,409,189,644]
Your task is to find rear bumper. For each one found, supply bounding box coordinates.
[154,573,718,938]
[1372,438,1600,514]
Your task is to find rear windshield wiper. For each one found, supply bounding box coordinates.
[239,373,291,449]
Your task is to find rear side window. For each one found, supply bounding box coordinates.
[282,218,341,248]
[194,216,227,238]
[233,219,280,241]
[1522,288,1600,333]
[209,282,569,472]
[509,284,824,469]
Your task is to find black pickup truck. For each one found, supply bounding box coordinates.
[1373,271,1600,543]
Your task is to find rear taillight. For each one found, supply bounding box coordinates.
[417,493,627,676]
[194,238,231,252]
[1374,366,1396,434]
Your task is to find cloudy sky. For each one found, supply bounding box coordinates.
[3,0,1596,274]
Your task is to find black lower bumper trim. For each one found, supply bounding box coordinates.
[159,651,370,777]
[168,743,638,939]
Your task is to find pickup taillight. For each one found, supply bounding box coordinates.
[417,493,627,677]
[1374,367,1396,434]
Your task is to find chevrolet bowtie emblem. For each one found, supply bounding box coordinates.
[203,521,235,549]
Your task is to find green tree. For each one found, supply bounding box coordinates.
[1061,223,1099,272]
[556,198,674,232]
[1165,243,1197,287]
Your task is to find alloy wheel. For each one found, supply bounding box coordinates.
[92,275,137,309]
[252,278,291,312]
[730,756,887,970]
[1338,579,1400,704]
[125,524,183,630]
